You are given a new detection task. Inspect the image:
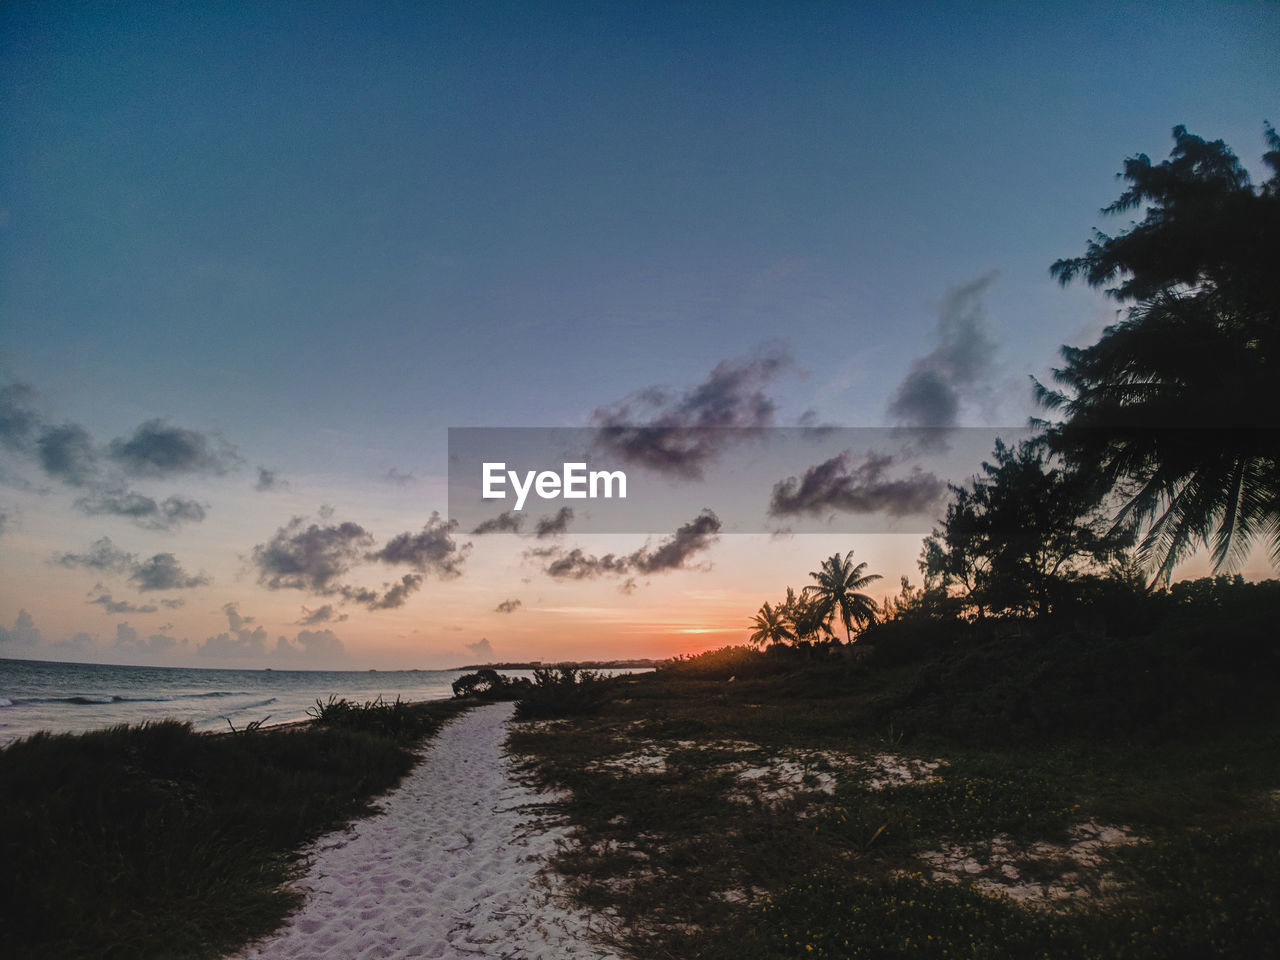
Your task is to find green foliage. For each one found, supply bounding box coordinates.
[0,708,460,959]
[806,550,882,641]
[921,438,1130,618]
[757,873,1070,959]
[306,694,443,742]
[451,668,532,701]
[1044,124,1280,581]
[747,600,794,649]
[513,666,614,719]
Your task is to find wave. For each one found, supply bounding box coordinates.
[216,697,278,717]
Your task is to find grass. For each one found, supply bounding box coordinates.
[507,615,1280,959]
[0,697,469,960]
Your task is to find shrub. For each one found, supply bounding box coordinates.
[451,668,532,701]
[514,666,613,720]
[306,694,441,743]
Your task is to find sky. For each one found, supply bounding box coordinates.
[1,1,1277,670]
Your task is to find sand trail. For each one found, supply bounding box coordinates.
[238,702,619,960]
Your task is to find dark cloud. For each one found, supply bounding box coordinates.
[160,598,185,609]
[74,490,207,530]
[368,513,469,578]
[107,419,240,478]
[384,467,415,486]
[471,511,523,534]
[129,553,211,592]
[57,538,209,593]
[88,592,159,615]
[252,516,375,593]
[0,507,10,536]
[55,537,136,574]
[591,347,792,478]
[0,382,40,451]
[888,271,999,429]
[255,467,289,492]
[535,507,574,538]
[540,509,721,581]
[768,451,945,518]
[0,609,41,648]
[494,598,522,614]
[36,424,98,486]
[297,604,348,625]
[352,573,424,610]
[631,509,723,574]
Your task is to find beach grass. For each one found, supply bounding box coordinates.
[0,697,470,960]
[509,623,1280,959]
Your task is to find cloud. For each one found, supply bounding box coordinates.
[368,513,469,578]
[36,424,98,485]
[197,603,268,659]
[0,382,40,451]
[349,573,424,610]
[768,451,945,518]
[56,537,210,594]
[113,622,185,658]
[539,509,721,581]
[590,346,792,478]
[466,637,495,660]
[88,591,159,614]
[0,507,9,536]
[56,537,137,574]
[888,271,999,429]
[297,604,348,625]
[384,467,415,486]
[252,516,375,594]
[534,507,574,538]
[471,511,524,534]
[74,490,207,530]
[275,629,347,663]
[129,553,212,591]
[107,419,240,478]
[0,609,41,648]
[494,598,522,614]
[255,467,289,492]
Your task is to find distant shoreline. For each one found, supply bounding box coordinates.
[458,659,662,671]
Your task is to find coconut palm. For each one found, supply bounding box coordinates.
[781,585,829,643]
[806,551,881,642]
[747,601,793,649]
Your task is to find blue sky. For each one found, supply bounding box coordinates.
[2,1,1277,668]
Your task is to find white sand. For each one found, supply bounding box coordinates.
[237,702,621,960]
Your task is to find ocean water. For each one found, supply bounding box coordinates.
[0,658,520,746]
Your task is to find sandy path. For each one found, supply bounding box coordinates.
[238,702,620,960]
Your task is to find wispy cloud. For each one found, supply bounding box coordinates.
[769,451,944,518]
[888,271,999,430]
[538,509,721,582]
[591,346,792,479]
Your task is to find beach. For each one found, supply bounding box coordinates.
[236,701,620,960]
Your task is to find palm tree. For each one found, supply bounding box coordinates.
[806,551,881,642]
[747,601,793,649]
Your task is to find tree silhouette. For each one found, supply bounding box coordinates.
[805,551,881,642]
[922,439,1129,617]
[747,601,793,649]
[1042,124,1280,582]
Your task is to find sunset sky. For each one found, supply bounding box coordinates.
[2,1,1277,669]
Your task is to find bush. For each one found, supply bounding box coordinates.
[451,668,532,701]
[514,667,613,720]
[306,694,442,743]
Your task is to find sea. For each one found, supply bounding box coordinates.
[0,658,529,746]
